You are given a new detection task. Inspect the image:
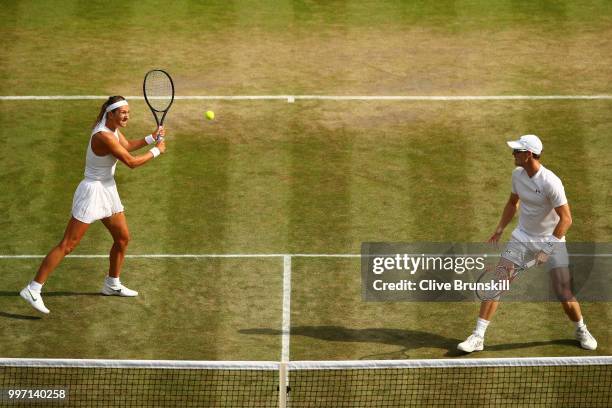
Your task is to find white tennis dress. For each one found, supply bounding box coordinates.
[71,123,124,224]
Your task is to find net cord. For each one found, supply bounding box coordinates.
[288,356,612,370]
[0,358,279,370]
[1,356,610,370]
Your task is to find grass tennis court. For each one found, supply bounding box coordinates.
[1,0,612,397]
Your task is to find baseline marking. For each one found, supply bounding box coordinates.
[0,253,359,259]
[0,253,610,259]
[2,95,612,102]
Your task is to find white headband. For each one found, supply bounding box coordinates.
[96,99,129,129]
[105,100,128,112]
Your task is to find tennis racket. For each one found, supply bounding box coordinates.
[143,69,175,141]
[475,259,537,301]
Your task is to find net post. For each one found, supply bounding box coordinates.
[278,362,288,408]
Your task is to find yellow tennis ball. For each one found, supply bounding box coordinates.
[206,110,215,120]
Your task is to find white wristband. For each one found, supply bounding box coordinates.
[145,134,155,145]
[150,147,161,158]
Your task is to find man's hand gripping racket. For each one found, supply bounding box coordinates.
[475,259,537,301]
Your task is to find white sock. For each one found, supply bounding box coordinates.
[106,276,120,286]
[28,281,43,293]
[574,317,585,330]
[474,318,490,338]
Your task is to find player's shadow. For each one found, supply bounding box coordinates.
[0,311,42,320]
[0,291,100,297]
[241,326,582,358]
[31,291,101,297]
[0,290,100,320]
[442,339,579,357]
[240,326,462,358]
[485,339,577,351]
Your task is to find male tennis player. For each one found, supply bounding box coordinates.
[458,134,597,352]
[20,96,166,314]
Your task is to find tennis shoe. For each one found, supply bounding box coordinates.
[19,287,50,314]
[101,282,138,297]
[575,326,597,350]
[457,333,484,353]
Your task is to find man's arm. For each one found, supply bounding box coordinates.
[488,193,520,243]
[535,204,572,265]
[552,204,572,239]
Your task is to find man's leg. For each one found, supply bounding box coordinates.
[550,267,597,350]
[458,258,515,352]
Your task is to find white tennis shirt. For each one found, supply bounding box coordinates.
[84,123,119,181]
[511,165,568,237]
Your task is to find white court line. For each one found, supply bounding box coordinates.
[0,254,361,259]
[281,255,292,363]
[2,95,612,102]
[278,255,292,408]
[0,254,288,259]
[0,253,610,259]
[291,95,612,101]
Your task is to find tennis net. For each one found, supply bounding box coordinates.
[0,359,279,407]
[287,357,612,407]
[1,356,610,407]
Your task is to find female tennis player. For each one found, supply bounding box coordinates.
[20,96,166,314]
[458,135,597,352]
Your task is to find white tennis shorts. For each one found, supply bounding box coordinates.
[501,228,569,269]
[71,178,124,224]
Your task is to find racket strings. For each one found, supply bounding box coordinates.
[144,71,173,111]
[495,264,514,281]
[476,264,512,300]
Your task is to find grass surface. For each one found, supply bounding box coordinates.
[1,98,611,362]
[2,1,612,96]
[1,258,282,361]
[0,0,611,367]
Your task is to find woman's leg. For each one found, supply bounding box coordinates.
[100,212,137,296]
[21,217,90,313]
[34,217,90,284]
[101,212,130,278]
